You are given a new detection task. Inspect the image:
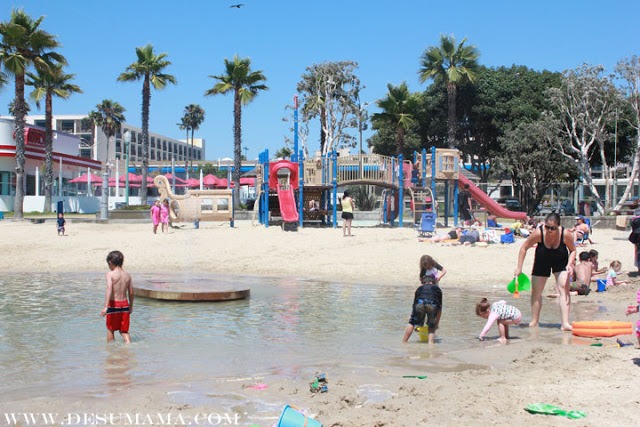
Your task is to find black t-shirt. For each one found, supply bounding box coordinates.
[414,284,442,307]
[459,190,470,209]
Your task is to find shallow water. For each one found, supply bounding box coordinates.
[0,273,601,407]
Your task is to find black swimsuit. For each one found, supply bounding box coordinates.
[532,225,569,277]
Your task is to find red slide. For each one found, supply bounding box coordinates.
[459,174,528,221]
[277,187,299,222]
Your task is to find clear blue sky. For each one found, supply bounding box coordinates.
[2,1,639,161]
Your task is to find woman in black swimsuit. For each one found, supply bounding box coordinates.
[514,213,577,331]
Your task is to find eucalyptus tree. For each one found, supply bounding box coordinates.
[179,104,205,177]
[0,9,65,218]
[371,82,419,157]
[419,34,479,149]
[613,56,640,211]
[26,65,82,211]
[546,64,620,214]
[296,61,363,156]
[118,44,176,205]
[204,55,267,207]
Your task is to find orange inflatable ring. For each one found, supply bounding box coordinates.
[572,321,633,337]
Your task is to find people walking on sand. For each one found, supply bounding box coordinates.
[150,200,161,234]
[160,199,170,234]
[514,213,576,331]
[458,183,473,226]
[100,250,134,343]
[476,299,521,343]
[341,190,355,237]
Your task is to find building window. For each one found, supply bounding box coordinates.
[0,171,14,196]
[35,120,46,127]
[60,120,74,133]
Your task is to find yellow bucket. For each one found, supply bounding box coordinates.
[416,326,429,342]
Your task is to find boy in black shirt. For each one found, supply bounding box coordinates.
[402,275,442,344]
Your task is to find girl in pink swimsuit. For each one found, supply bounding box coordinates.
[150,200,161,234]
[160,199,170,234]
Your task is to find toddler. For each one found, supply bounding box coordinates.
[476,299,521,343]
[57,212,66,236]
[606,260,628,287]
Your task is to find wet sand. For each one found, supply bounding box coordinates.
[0,220,638,426]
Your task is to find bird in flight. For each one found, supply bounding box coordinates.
[229,3,244,8]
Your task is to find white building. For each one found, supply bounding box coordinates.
[0,118,102,213]
[26,114,205,165]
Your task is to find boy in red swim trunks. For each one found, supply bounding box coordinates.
[100,250,134,343]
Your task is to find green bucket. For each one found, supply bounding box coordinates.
[507,273,531,294]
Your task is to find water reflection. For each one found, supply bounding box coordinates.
[0,272,601,402]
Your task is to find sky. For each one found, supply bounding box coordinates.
[1,1,639,161]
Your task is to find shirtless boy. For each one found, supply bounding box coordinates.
[571,251,594,295]
[100,250,134,343]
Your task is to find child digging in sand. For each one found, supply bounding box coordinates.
[606,260,628,287]
[100,250,134,343]
[476,299,521,343]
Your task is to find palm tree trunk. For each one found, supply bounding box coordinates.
[44,93,53,212]
[191,128,195,175]
[13,74,27,220]
[319,107,326,155]
[185,127,189,179]
[140,77,150,205]
[447,83,457,149]
[233,89,242,208]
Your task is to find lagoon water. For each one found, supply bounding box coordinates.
[0,272,602,406]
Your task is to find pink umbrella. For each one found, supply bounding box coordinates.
[203,174,221,186]
[240,177,255,186]
[161,173,188,184]
[120,172,141,183]
[218,178,229,187]
[108,178,140,188]
[186,178,201,188]
[69,173,103,184]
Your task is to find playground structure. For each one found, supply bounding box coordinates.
[255,147,529,230]
[154,175,234,225]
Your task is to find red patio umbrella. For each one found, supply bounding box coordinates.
[108,178,140,188]
[186,178,201,188]
[119,172,141,183]
[161,173,188,184]
[203,174,221,186]
[69,173,103,184]
[239,177,255,186]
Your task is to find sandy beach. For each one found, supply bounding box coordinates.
[1,219,639,426]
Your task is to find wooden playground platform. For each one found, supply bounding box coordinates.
[134,275,250,301]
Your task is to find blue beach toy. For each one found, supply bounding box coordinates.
[277,405,322,427]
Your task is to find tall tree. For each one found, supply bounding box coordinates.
[0,9,65,219]
[179,104,205,177]
[26,64,81,212]
[204,55,267,207]
[371,82,418,156]
[89,100,125,219]
[118,44,176,205]
[614,56,640,211]
[545,64,619,214]
[296,61,363,156]
[418,34,479,148]
[177,116,191,177]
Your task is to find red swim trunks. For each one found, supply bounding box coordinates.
[106,300,130,333]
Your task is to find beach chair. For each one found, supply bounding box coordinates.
[576,217,593,245]
[418,211,436,237]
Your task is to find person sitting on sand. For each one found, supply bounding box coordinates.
[606,260,628,287]
[476,298,521,343]
[487,213,501,228]
[550,251,593,297]
[455,224,482,246]
[589,249,607,275]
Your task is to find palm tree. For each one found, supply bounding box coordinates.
[0,9,65,219]
[26,64,82,212]
[177,116,191,178]
[88,100,126,212]
[180,104,205,176]
[117,44,176,205]
[371,83,418,156]
[204,55,267,207]
[419,34,479,148]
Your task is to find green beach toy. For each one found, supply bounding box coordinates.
[525,404,586,419]
[402,375,428,379]
[507,273,531,294]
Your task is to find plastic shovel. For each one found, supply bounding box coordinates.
[525,403,586,419]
